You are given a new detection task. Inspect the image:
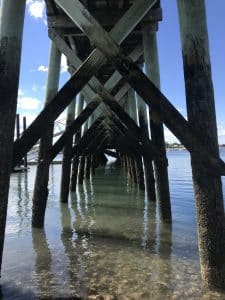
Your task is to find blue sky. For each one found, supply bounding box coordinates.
[1,0,224,143]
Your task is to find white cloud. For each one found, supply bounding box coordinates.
[18,89,24,97]
[18,96,40,110]
[32,84,39,92]
[61,54,68,73]
[27,0,45,19]
[37,54,68,73]
[37,54,68,74]
[38,65,48,72]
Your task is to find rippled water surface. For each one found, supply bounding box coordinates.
[1,150,225,299]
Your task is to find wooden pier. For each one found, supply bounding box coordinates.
[0,0,225,292]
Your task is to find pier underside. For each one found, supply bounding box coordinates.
[0,0,225,293]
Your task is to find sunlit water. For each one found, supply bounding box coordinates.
[1,150,225,299]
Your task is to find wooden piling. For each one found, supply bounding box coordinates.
[16,114,20,140]
[60,98,76,203]
[78,115,91,185]
[16,114,21,167]
[124,92,139,185]
[0,0,26,272]
[23,116,27,168]
[136,93,156,202]
[177,0,225,290]
[78,156,86,184]
[85,116,94,179]
[32,42,61,228]
[142,20,171,221]
[127,89,145,188]
[85,155,92,179]
[70,94,84,191]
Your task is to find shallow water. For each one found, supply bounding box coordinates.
[1,150,225,299]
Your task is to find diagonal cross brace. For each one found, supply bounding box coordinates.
[12,0,157,167]
[56,0,225,176]
[50,29,143,102]
[50,30,142,118]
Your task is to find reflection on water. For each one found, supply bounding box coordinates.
[1,150,225,299]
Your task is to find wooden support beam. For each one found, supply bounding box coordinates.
[123,90,142,186]
[13,0,154,166]
[16,114,21,167]
[142,21,171,221]
[59,0,225,176]
[84,116,94,179]
[16,114,20,140]
[60,98,76,203]
[127,87,156,196]
[0,0,26,272]
[135,68,157,200]
[47,7,162,29]
[70,94,84,191]
[32,42,61,228]
[78,103,92,185]
[177,0,225,290]
[22,117,27,168]
[85,154,92,179]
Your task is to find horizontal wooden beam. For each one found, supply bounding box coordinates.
[47,8,162,29]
